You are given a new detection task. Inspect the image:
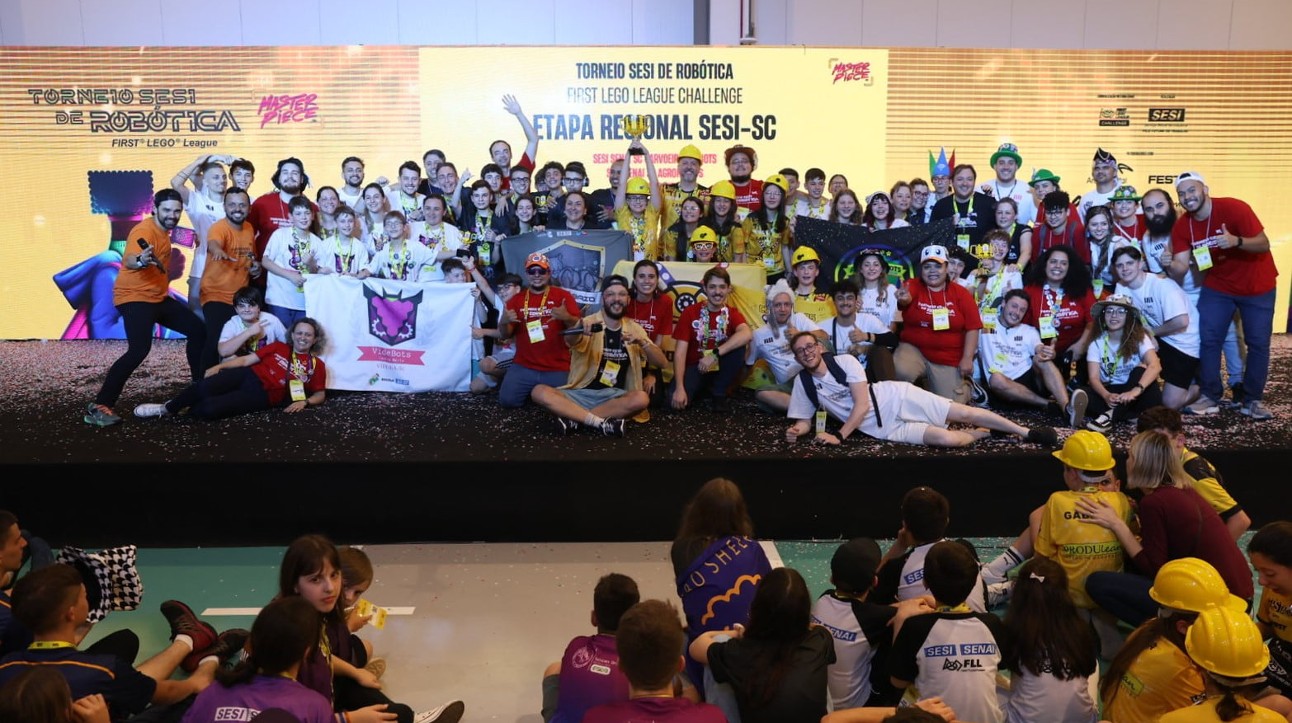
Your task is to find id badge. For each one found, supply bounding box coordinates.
[526,318,546,342]
[931,307,950,331]
[633,247,646,262]
[355,598,388,630]
[1193,244,1213,271]
[956,234,971,250]
[982,309,998,333]
[815,409,827,434]
[289,379,306,402]
[763,255,776,269]
[1092,278,1104,296]
[598,360,621,387]
[704,349,719,373]
[1039,315,1057,340]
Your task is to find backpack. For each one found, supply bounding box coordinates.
[797,352,883,427]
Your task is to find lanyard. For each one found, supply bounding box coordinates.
[29,641,75,650]
[523,288,552,320]
[1100,336,1122,380]
[335,238,354,273]
[954,196,975,226]
[389,245,411,280]
[629,297,657,332]
[290,350,315,381]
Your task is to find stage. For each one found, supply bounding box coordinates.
[2,337,1288,548]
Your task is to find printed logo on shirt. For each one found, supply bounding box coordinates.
[903,568,925,585]
[212,707,259,722]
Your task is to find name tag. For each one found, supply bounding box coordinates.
[763,255,777,269]
[289,379,306,402]
[1092,278,1104,296]
[932,307,950,331]
[981,309,998,333]
[1193,244,1213,271]
[598,360,621,387]
[956,234,971,250]
[815,409,827,434]
[526,318,546,343]
[1039,315,1057,340]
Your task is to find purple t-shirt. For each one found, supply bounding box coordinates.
[550,633,630,723]
[584,697,727,723]
[180,675,334,723]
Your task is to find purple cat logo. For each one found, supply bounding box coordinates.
[364,285,422,345]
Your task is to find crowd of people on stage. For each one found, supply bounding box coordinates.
[2,442,1290,722]
[79,96,1279,447]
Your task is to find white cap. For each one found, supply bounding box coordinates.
[1175,171,1206,188]
[920,245,948,264]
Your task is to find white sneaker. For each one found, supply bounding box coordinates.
[133,403,168,418]
[1183,396,1220,415]
[1087,411,1114,433]
[1067,389,1088,429]
[1242,400,1273,420]
[414,700,465,723]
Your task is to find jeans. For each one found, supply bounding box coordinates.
[499,364,569,408]
[1085,571,1156,628]
[1196,287,1274,402]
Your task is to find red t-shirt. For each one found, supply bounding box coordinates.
[899,277,983,367]
[627,294,675,342]
[1170,196,1276,296]
[251,342,327,407]
[1111,215,1146,244]
[1024,285,1095,357]
[505,285,580,371]
[672,303,748,366]
[731,179,764,214]
[1033,216,1090,264]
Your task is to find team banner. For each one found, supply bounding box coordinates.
[794,217,958,286]
[2,46,1290,341]
[306,275,475,393]
[501,229,633,306]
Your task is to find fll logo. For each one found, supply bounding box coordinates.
[1099,108,1130,127]
[828,59,874,85]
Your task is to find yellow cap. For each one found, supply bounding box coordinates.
[1149,558,1248,614]
[709,180,736,201]
[1051,430,1115,471]
[1186,605,1270,678]
[764,174,789,193]
[791,246,820,266]
[690,226,718,245]
[625,177,650,196]
[678,144,703,162]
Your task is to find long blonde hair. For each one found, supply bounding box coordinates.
[1127,430,1193,491]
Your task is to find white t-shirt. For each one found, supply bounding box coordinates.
[1116,274,1200,358]
[410,222,465,283]
[218,312,288,360]
[978,321,1041,381]
[811,593,886,710]
[1141,233,1173,276]
[858,286,898,329]
[338,186,363,212]
[386,189,426,219]
[312,236,371,276]
[1078,182,1121,219]
[263,227,322,311]
[1005,664,1098,723]
[787,357,939,445]
[821,314,889,362]
[795,197,831,220]
[747,312,821,383]
[886,540,987,613]
[1087,334,1156,386]
[985,179,1038,225]
[184,190,225,278]
[366,242,437,282]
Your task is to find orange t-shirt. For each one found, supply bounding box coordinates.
[200,219,257,306]
[113,219,172,305]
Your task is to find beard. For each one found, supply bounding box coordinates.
[1145,206,1177,236]
[729,174,751,184]
[603,302,625,320]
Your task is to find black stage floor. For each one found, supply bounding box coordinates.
[2,337,1288,547]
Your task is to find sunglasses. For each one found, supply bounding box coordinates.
[526,268,548,276]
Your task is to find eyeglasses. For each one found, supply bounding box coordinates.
[1044,209,1067,216]
[791,344,820,357]
[526,268,548,276]
[563,177,585,184]
[1103,308,1128,316]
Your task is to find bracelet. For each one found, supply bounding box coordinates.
[1236,236,1244,249]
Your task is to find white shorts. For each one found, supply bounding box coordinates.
[867,381,952,446]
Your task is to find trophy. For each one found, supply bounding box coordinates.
[621,114,651,155]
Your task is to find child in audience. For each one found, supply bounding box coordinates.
[0,666,110,723]
[1249,521,1292,700]
[811,537,901,709]
[1000,558,1098,723]
[873,486,987,612]
[1160,606,1285,723]
[541,573,638,723]
[690,567,835,723]
[889,541,1009,723]
[582,600,725,723]
[181,597,334,723]
[338,546,384,679]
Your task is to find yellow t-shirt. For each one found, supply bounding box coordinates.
[1181,448,1241,519]
[1106,637,1206,723]
[1034,487,1133,608]
[1257,586,1292,644]
[661,183,709,234]
[733,215,792,275]
[615,205,662,260]
[794,290,836,324]
[1160,696,1286,723]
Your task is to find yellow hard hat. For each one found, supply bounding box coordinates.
[1149,557,1248,614]
[690,226,718,245]
[625,177,650,196]
[791,246,820,267]
[678,144,703,162]
[709,180,736,201]
[1051,430,1115,471]
[1185,605,1270,679]
[764,174,790,193]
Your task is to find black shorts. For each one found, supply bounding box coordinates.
[1009,367,1046,396]
[1156,340,1199,389]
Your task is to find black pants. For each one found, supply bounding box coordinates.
[1083,366,1164,422]
[335,675,414,723]
[200,301,237,371]
[96,299,205,408]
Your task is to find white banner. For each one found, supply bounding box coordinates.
[306,275,475,393]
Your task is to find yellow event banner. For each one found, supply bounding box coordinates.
[0,46,1289,339]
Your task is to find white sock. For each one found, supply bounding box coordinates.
[583,413,606,428]
[174,633,194,651]
[982,546,1024,584]
[197,654,218,668]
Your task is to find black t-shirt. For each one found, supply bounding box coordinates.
[589,327,629,390]
[708,626,835,723]
[931,192,997,250]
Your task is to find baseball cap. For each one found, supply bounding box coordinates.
[600,274,630,292]
[1175,171,1206,189]
[920,245,949,264]
[525,252,550,271]
[831,537,882,593]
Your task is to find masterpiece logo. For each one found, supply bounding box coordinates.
[1099,108,1131,127]
[1148,108,1187,122]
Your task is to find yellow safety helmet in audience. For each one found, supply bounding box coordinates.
[1185,605,1270,679]
[1148,557,1248,613]
[1051,430,1115,471]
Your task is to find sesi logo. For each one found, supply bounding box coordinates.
[1148,108,1186,122]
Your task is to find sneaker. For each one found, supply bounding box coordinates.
[1241,400,1273,420]
[555,417,576,436]
[133,402,168,418]
[364,657,387,680]
[599,418,627,437]
[1087,411,1114,433]
[160,600,217,653]
[1183,396,1220,416]
[83,403,122,427]
[1067,389,1088,429]
[182,627,248,673]
[414,700,465,723]
[1025,426,1059,447]
[986,579,1015,609]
